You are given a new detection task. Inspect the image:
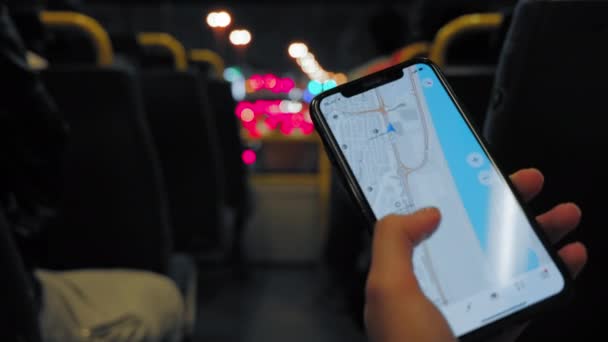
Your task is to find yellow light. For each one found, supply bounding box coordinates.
[230,29,252,46]
[302,61,318,74]
[241,30,252,45]
[206,11,232,28]
[206,12,218,27]
[334,72,348,85]
[299,52,315,65]
[288,42,309,59]
[310,70,329,82]
[216,11,231,28]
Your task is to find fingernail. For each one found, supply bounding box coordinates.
[566,202,582,215]
[529,168,545,183]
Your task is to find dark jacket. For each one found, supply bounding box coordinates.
[0,3,68,270]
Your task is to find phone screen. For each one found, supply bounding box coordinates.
[318,63,565,336]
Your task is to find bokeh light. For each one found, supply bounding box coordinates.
[302,89,315,103]
[307,80,323,95]
[288,42,309,59]
[231,79,246,101]
[242,149,257,165]
[229,29,252,46]
[240,108,255,122]
[334,73,348,85]
[288,88,303,101]
[323,79,337,91]
[223,66,243,82]
[206,11,231,28]
[246,74,295,93]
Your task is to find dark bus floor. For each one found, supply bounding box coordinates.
[194,266,367,341]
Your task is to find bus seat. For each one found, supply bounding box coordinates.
[140,70,226,255]
[431,12,508,129]
[41,67,173,275]
[110,31,144,69]
[138,32,188,72]
[190,49,224,79]
[483,1,608,339]
[206,80,253,264]
[444,66,496,128]
[40,11,113,67]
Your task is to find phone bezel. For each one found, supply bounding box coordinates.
[310,57,574,341]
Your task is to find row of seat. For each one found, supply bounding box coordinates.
[351,12,507,129]
[2,10,252,341]
[328,0,608,339]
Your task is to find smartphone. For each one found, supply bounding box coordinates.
[310,58,572,340]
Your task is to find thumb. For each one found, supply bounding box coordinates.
[367,208,441,295]
[365,207,455,342]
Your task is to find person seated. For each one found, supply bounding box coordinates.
[0,4,185,341]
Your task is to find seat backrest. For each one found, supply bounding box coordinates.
[483,0,608,339]
[0,209,42,342]
[430,12,509,129]
[430,12,506,67]
[206,80,250,213]
[140,70,224,252]
[44,26,97,65]
[137,33,188,72]
[444,66,496,129]
[40,11,113,67]
[41,67,172,274]
[110,31,144,69]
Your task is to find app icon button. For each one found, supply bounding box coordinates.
[467,152,484,168]
[478,170,493,186]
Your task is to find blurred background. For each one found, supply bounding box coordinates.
[2,0,606,341]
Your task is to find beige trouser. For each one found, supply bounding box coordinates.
[35,269,184,342]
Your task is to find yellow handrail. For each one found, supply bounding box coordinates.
[137,33,188,71]
[189,49,225,79]
[40,11,114,66]
[429,13,503,67]
[391,41,431,63]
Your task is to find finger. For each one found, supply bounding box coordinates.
[536,203,582,243]
[367,208,441,293]
[510,168,544,202]
[558,242,587,278]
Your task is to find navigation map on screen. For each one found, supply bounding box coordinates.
[318,63,565,336]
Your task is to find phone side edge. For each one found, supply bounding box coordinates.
[310,93,377,231]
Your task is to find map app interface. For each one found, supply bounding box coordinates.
[319,63,565,336]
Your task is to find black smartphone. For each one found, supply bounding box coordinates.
[310,58,572,340]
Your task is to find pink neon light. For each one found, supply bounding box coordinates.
[248,74,264,91]
[242,149,257,165]
[246,74,295,94]
[236,100,314,137]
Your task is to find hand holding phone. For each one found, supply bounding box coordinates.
[365,208,457,342]
[311,59,586,340]
[365,169,586,342]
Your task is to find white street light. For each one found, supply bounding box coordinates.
[229,29,252,46]
[206,11,232,28]
[288,42,309,59]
